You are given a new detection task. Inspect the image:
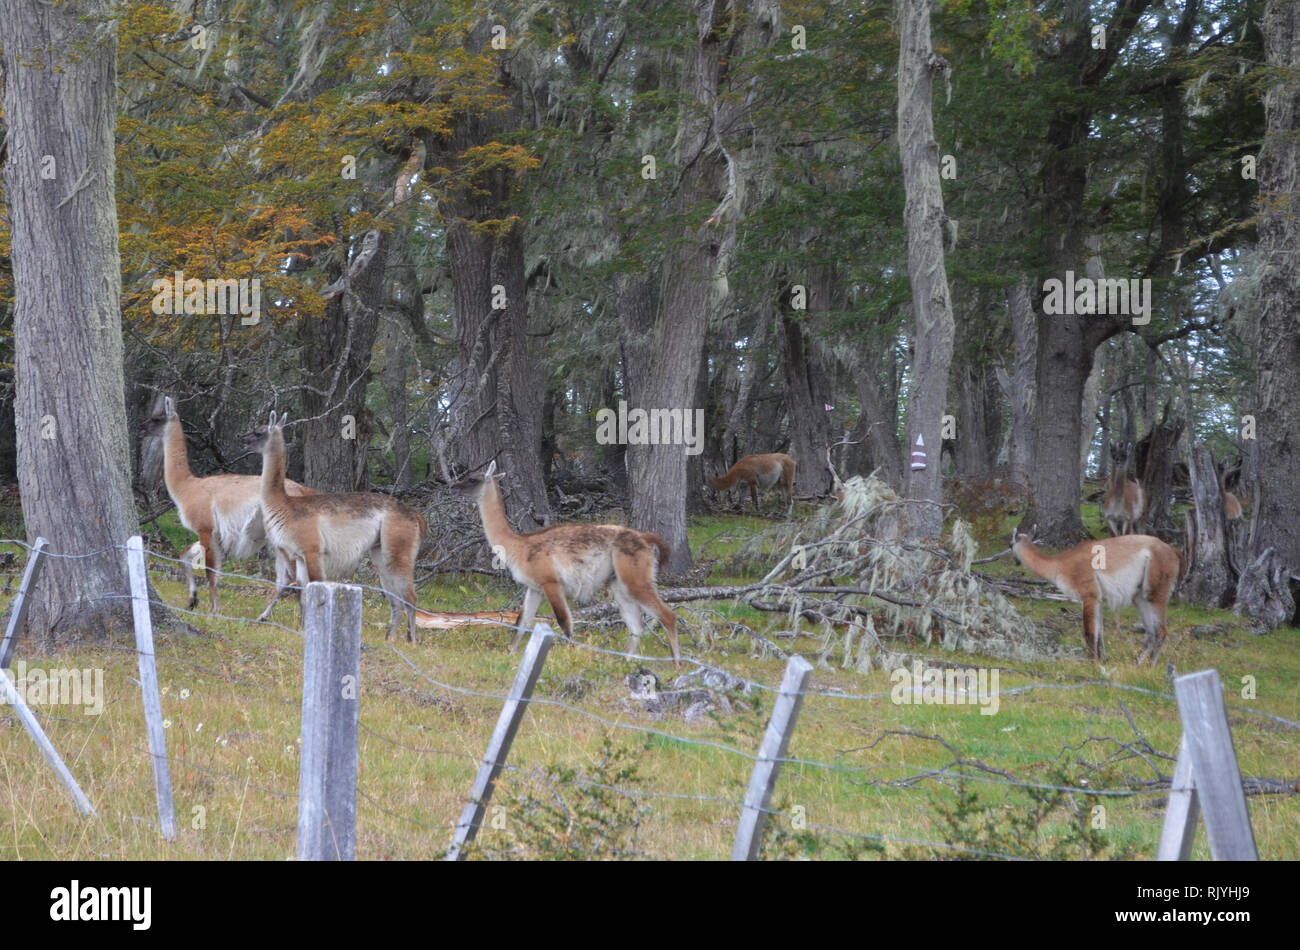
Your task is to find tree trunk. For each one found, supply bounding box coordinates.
[849,364,903,488]
[1183,445,1234,607]
[298,238,385,491]
[618,0,776,571]
[439,34,550,524]
[998,280,1036,489]
[1240,0,1300,626]
[1020,0,1152,546]
[1,0,166,640]
[1136,400,1183,537]
[381,312,413,491]
[897,0,956,537]
[780,310,834,498]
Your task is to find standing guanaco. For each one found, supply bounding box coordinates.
[707,452,797,517]
[240,411,429,642]
[1103,442,1145,536]
[1010,527,1179,665]
[141,396,315,621]
[454,460,681,665]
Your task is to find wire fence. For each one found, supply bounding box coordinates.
[0,535,1294,860]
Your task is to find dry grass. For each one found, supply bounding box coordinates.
[0,516,1296,861]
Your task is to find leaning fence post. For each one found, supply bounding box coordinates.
[0,650,95,815]
[1157,735,1199,860]
[1158,669,1258,860]
[0,537,47,670]
[732,654,813,861]
[447,622,554,861]
[297,581,362,861]
[126,535,176,841]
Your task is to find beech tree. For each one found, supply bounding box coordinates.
[897,0,956,537]
[1239,0,1300,626]
[1,0,153,638]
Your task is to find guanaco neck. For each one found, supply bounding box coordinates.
[477,476,518,550]
[1107,460,1128,493]
[708,469,738,489]
[1012,539,1062,583]
[163,417,196,491]
[260,429,291,507]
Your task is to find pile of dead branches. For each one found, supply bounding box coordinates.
[722,474,1066,668]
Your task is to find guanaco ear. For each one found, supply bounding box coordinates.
[484,460,497,479]
[163,396,176,418]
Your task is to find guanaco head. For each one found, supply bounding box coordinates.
[239,410,286,455]
[140,395,179,439]
[1009,525,1038,565]
[450,459,499,500]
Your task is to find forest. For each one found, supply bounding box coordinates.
[0,0,1296,863]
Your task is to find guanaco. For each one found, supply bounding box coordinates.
[1103,442,1145,536]
[141,397,315,621]
[240,411,429,642]
[1217,460,1243,521]
[454,460,681,665]
[707,452,797,516]
[1010,528,1180,665]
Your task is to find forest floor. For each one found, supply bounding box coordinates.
[0,496,1295,860]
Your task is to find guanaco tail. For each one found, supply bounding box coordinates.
[454,460,681,665]
[1103,442,1145,536]
[707,452,797,516]
[141,396,315,621]
[240,411,430,642]
[1010,527,1179,666]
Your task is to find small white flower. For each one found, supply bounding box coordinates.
[246,755,255,765]
[286,744,296,754]
[162,718,172,729]
[195,722,203,733]
[179,688,191,700]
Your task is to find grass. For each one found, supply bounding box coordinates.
[0,500,1295,860]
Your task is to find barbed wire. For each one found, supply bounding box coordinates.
[3,535,1295,860]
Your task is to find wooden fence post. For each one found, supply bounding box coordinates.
[1157,736,1198,861]
[1158,669,1258,860]
[0,537,47,670]
[447,623,554,861]
[297,581,362,861]
[732,654,813,861]
[0,537,93,815]
[0,653,95,815]
[126,535,176,841]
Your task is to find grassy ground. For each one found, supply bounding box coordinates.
[0,499,1295,860]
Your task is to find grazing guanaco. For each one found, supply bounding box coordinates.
[454,460,681,665]
[240,411,429,642]
[707,452,797,516]
[1103,442,1145,536]
[1010,528,1179,665]
[141,397,315,621]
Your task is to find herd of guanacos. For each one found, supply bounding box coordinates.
[144,399,1228,668]
[144,398,797,668]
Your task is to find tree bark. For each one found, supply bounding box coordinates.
[439,29,550,524]
[618,0,777,571]
[1020,0,1153,546]
[298,237,385,491]
[998,280,1037,489]
[1183,445,1234,607]
[897,0,956,537]
[1,0,166,639]
[780,308,835,498]
[1240,0,1300,626]
[1136,400,1183,537]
